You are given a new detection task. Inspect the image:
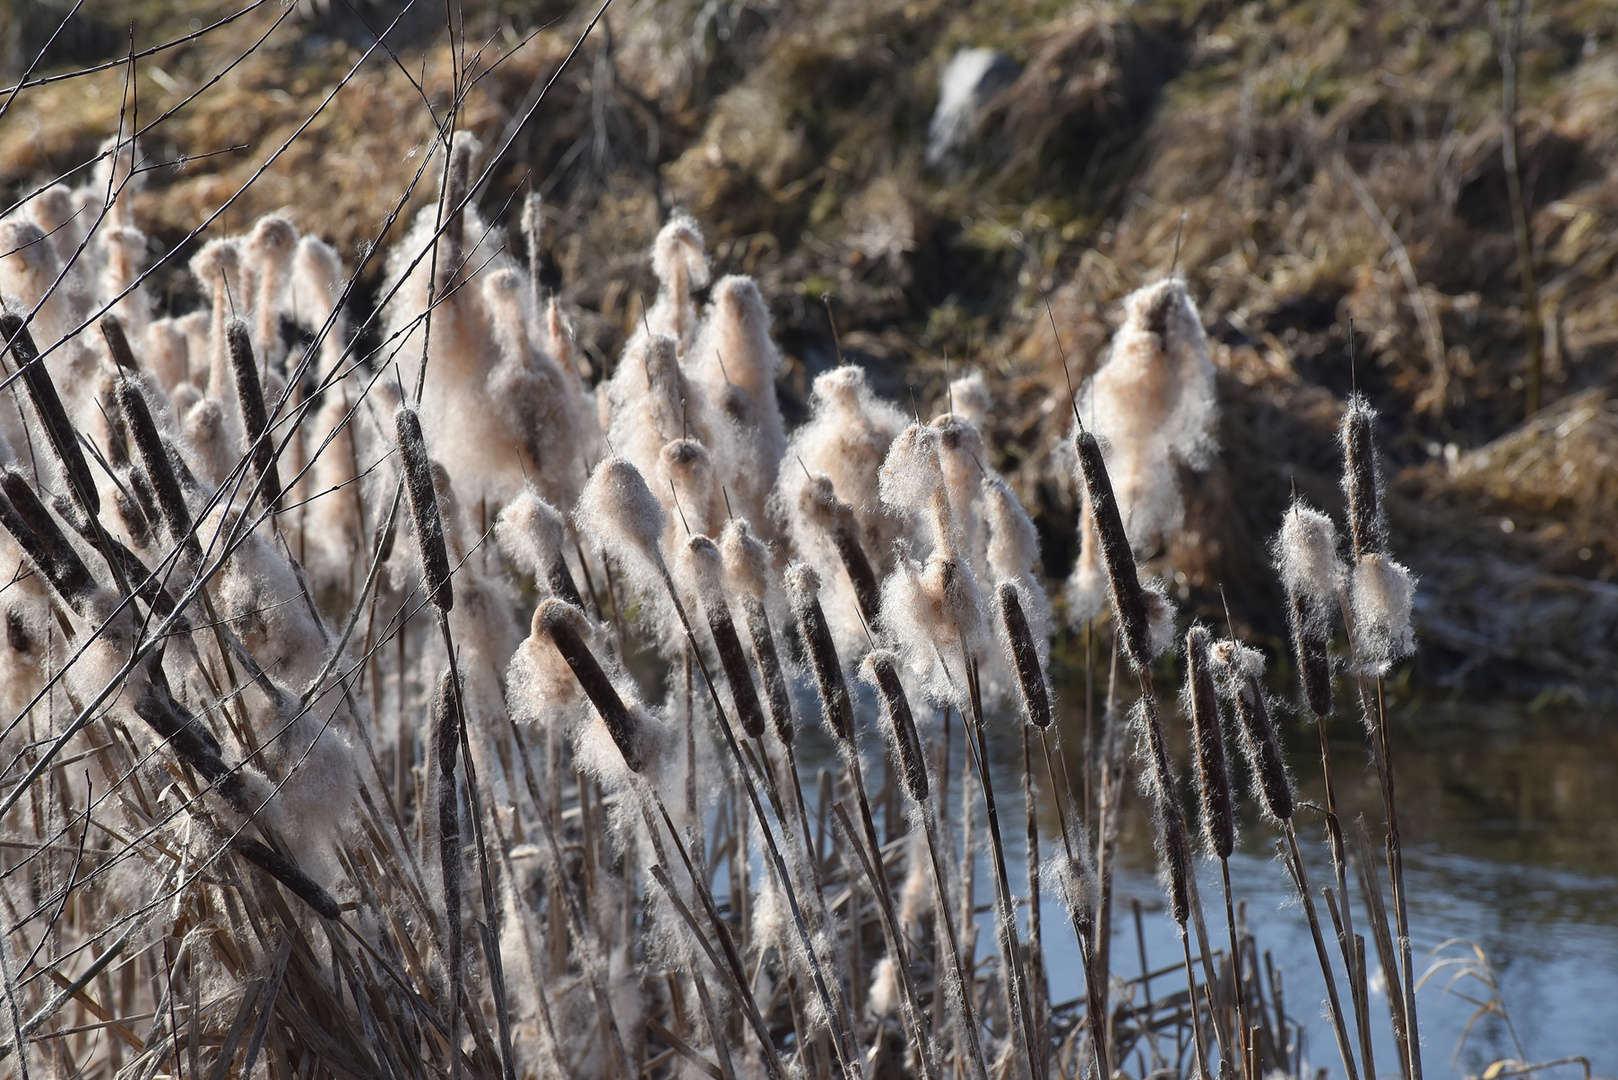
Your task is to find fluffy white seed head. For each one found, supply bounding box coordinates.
[1277,501,1344,608]
[719,518,773,602]
[495,487,570,586]
[577,457,669,582]
[1076,276,1218,552]
[1349,553,1416,674]
[647,213,709,352]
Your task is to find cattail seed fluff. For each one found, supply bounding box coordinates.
[397,406,454,612]
[1276,501,1344,717]
[1349,553,1416,675]
[1183,626,1234,859]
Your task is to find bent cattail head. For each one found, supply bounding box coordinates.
[1340,395,1386,558]
[396,405,454,612]
[1183,625,1234,860]
[537,598,647,774]
[861,650,929,804]
[678,533,726,606]
[1349,553,1416,675]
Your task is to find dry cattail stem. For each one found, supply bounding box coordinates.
[226,316,282,511]
[1073,431,1151,667]
[397,406,454,613]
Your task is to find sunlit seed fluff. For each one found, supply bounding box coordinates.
[1212,639,1294,823]
[797,473,882,628]
[576,456,669,574]
[495,487,583,608]
[647,212,710,352]
[1339,395,1386,558]
[396,406,454,613]
[860,650,929,804]
[246,214,298,361]
[1183,626,1234,860]
[785,562,855,744]
[878,422,951,543]
[1349,553,1416,675]
[1276,501,1344,622]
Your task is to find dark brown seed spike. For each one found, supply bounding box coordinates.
[1185,627,1234,860]
[227,316,282,512]
[1341,400,1384,558]
[1074,431,1150,668]
[115,376,201,561]
[742,599,796,747]
[0,471,98,615]
[396,407,454,613]
[870,653,928,804]
[829,521,882,630]
[537,601,644,772]
[706,598,767,739]
[230,837,341,919]
[1233,667,1293,822]
[1291,592,1334,718]
[998,583,1053,729]
[99,314,139,372]
[1135,695,1191,925]
[2,314,99,522]
[544,555,585,611]
[791,589,855,745]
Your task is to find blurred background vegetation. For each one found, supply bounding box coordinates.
[5,0,1618,703]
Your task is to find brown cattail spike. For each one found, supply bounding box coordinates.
[536,600,644,772]
[1133,695,1191,925]
[396,406,454,613]
[115,375,202,561]
[436,134,474,294]
[99,313,139,372]
[741,598,795,746]
[689,537,768,740]
[1073,430,1151,668]
[0,470,98,615]
[866,651,928,804]
[786,567,855,745]
[227,316,282,512]
[2,314,100,524]
[998,583,1052,729]
[231,837,341,919]
[1219,643,1294,822]
[1292,592,1334,718]
[1340,396,1385,558]
[1184,626,1234,860]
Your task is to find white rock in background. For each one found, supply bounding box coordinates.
[926,47,1020,169]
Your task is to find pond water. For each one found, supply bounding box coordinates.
[795,691,1618,1078]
